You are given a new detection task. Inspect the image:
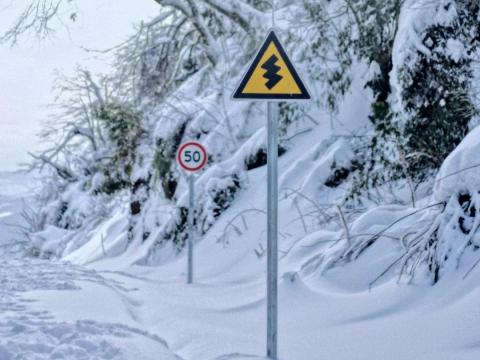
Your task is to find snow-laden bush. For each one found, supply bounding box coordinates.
[395,0,480,177]
[310,126,480,285]
[399,124,480,283]
[344,0,480,203]
[94,102,145,196]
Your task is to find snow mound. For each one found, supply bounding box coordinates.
[434,125,480,202]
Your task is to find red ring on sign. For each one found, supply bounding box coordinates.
[177,141,208,172]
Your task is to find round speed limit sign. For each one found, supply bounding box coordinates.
[177,141,208,172]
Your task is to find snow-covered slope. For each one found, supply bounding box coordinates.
[2,157,480,360]
[23,103,480,359]
[7,1,480,359]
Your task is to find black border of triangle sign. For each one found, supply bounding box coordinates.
[233,31,311,100]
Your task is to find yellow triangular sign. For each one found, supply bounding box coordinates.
[233,31,310,100]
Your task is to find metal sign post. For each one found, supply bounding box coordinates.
[187,174,195,284]
[267,101,279,359]
[232,30,310,360]
[177,141,208,284]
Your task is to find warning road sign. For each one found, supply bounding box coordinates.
[233,30,310,100]
[232,29,311,360]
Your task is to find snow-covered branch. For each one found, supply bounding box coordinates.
[153,0,219,65]
[29,152,76,181]
[0,0,69,44]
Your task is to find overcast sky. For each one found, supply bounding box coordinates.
[0,0,158,171]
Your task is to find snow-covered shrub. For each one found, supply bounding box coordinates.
[198,173,243,230]
[398,124,480,283]
[94,102,145,196]
[152,122,187,200]
[343,0,480,202]
[303,0,409,200]
[317,126,480,285]
[151,170,244,251]
[245,145,287,171]
[27,0,480,274]
[395,0,480,178]
[302,0,353,111]
[325,159,360,189]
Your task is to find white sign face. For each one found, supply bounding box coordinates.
[177,141,208,172]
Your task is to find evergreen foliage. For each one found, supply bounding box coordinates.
[94,102,145,195]
[398,1,480,177]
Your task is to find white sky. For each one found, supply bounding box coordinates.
[0,0,158,171]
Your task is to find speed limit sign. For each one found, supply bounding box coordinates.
[177,141,207,284]
[177,141,208,172]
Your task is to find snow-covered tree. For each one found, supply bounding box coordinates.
[10,0,480,283]
[396,0,480,177]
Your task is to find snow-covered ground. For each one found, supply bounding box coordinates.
[2,126,480,360]
[0,174,180,359]
[2,1,480,359]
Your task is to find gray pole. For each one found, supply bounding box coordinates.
[267,101,279,359]
[187,174,195,284]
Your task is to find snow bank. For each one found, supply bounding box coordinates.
[434,125,480,202]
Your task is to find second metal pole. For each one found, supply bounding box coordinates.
[267,101,279,359]
[187,174,195,284]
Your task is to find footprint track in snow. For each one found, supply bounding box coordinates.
[0,257,181,360]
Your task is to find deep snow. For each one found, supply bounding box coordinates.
[2,124,480,360]
[2,1,480,359]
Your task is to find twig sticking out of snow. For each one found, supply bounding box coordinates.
[336,205,350,247]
